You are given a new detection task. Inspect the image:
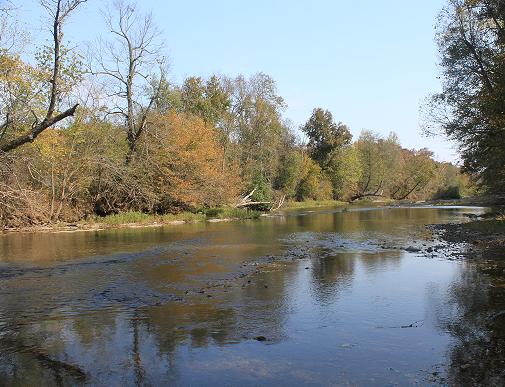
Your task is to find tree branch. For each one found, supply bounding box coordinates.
[0,104,78,153]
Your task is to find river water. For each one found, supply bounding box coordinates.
[0,206,503,386]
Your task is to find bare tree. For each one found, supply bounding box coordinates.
[0,0,86,154]
[0,1,23,53]
[91,0,166,162]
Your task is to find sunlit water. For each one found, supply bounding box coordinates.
[0,206,500,386]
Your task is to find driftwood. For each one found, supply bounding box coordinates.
[270,194,285,211]
[376,320,424,329]
[236,188,286,210]
[235,188,272,208]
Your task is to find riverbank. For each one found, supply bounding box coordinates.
[424,195,505,259]
[0,208,262,235]
[377,206,505,261]
[1,197,501,235]
[0,200,370,234]
[284,198,400,209]
[430,215,505,259]
[283,200,348,209]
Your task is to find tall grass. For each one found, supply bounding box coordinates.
[98,207,260,226]
[161,212,206,223]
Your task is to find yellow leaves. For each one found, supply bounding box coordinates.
[37,129,65,161]
[0,53,24,77]
[36,124,93,166]
[0,52,45,89]
[0,52,48,130]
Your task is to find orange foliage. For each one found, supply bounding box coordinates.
[145,111,241,210]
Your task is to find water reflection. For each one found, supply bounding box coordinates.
[1,206,501,385]
[429,252,505,385]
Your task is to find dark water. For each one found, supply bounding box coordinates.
[0,206,503,386]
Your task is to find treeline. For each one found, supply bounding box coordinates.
[0,0,466,228]
[427,0,505,194]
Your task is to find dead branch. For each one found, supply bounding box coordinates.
[0,0,86,153]
[270,194,285,211]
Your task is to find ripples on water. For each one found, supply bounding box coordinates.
[1,206,503,386]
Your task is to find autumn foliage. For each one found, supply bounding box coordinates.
[144,112,241,211]
[0,0,473,228]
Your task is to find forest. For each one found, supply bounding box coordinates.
[0,0,490,229]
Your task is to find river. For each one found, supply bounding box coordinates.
[1,206,504,386]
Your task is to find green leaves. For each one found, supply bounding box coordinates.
[431,0,505,193]
[302,108,352,169]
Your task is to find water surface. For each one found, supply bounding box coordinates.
[1,206,502,386]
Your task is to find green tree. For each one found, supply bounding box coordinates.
[390,148,437,200]
[354,131,402,200]
[296,157,332,201]
[275,150,303,198]
[427,0,505,193]
[301,108,352,168]
[247,172,272,211]
[326,146,362,200]
[226,73,292,183]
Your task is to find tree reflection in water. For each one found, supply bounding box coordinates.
[0,206,498,385]
[430,251,505,386]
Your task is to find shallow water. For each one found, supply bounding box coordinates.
[0,206,503,386]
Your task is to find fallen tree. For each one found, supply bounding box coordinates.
[235,188,272,208]
[235,188,285,211]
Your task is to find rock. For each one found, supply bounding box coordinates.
[254,336,267,342]
[405,246,421,253]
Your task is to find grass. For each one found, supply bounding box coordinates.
[100,211,153,225]
[283,200,348,209]
[283,198,401,210]
[161,212,206,223]
[203,207,261,220]
[90,198,403,227]
[98,207,260,227]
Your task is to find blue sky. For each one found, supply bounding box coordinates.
[19,0,457,161]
